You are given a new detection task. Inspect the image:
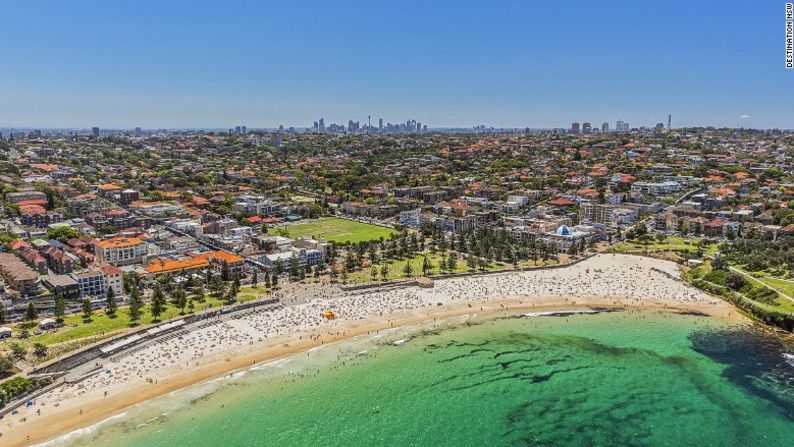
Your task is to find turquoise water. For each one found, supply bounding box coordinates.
[52,310,794,446]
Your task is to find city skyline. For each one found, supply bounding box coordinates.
[1,0,792,129]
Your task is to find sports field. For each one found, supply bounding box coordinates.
[282,217,398,243]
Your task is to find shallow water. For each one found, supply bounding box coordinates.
[47,310,794,447]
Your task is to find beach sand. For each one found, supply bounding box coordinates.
[0,254,743,446]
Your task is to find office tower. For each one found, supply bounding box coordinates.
[241,126,247,134]
[313,121,319,132]
[92,127,100,137]
[378,118,383,131]
[235,126,242,134]
[601,122,609,133]
[272,133,283,147]
[318,118,325,133]
[582,122,591,134]
[570,122,580,134]
[654,123,665,133]
[279,124,284,132]
[668,114,672,129]
[416,122,421,133]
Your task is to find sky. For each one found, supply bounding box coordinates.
[1,0,792,129]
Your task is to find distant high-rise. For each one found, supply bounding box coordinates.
[570,122,580,134]
[616,120,629,132]
[318,118,325,133]
[416,122,421,133]
[582,122,592,134]
[241,126,247,134]
[667,114,672,129]
[601,122,609,133]
[92,127,100,137]
[134,126,142,137]
[378,118,383,131]
[235,126,242,134]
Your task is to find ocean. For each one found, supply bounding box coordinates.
[45,310,794,446]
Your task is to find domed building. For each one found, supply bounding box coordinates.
[545,224,597,252]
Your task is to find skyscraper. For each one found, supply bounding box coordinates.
[582,122,591,134]
[92,127,100,137]
[241,126,247,134]
[235,126,242,134]
[378,118,383,131]
[570,122,580,134]
[601,122,609,133]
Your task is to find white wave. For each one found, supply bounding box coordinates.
[33,411,128,447]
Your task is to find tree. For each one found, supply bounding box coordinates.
[46,226,81,243]
[225,281,238,305]
[129,285,142,324]
[712,256,728,271]
[221,260,230,281]
[370,265,378,282]
[33,343,47,359]
[380,263,390,281]
[209,274,226,298]
[0,302,6,325]
[53,293,66,324]
[25,302,38,322]
[403,260,414,278]
[175,288,188,314]
[251,270,258,287]
[81,298,93,321]
[447,252,458,272]
[150,284,165,322]
[724,272,747,291]
[106,287,117,318]
[10,342,26,361]
[421,256,432,276]
[271,273,279,288]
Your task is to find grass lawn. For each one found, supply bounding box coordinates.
[279,217,399,244]
[692,262,794,314]
[346,251,513,284]
[613,236,719,256]
[730,265,794,303]
[1,287,271,350]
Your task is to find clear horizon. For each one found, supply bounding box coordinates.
[2,0,792,129]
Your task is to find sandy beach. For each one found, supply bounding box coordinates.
[0,254,742,446]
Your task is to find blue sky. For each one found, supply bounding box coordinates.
[1,0,792,129]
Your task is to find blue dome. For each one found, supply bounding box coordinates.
[555,225,571,236]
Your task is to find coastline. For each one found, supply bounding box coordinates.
[0,254,747,446]
[22,299,742,447]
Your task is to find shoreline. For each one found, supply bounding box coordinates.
[0,254,747,446]
[22,299,742,447]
